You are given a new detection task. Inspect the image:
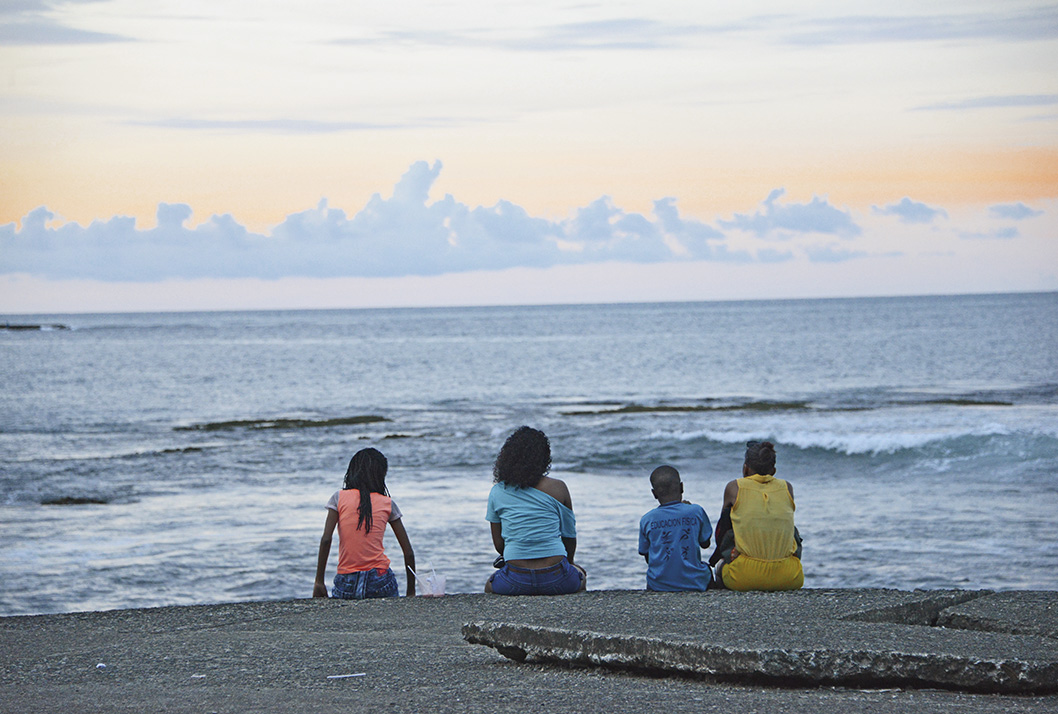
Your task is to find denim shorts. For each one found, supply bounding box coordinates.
[488,557,583,596]
[332,568,398,599]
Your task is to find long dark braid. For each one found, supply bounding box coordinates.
[342,448,389,533]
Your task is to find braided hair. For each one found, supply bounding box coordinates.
[342,447,389,533]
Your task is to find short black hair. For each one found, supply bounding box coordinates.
[493,426,551,488]
[745,440,777,475]
[649,465,682,496]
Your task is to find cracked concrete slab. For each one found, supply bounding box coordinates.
[462,589,1058,694]
[4,589,1058,713]
[936,591,1058,640]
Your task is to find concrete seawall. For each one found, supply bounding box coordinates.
[3,589,1056,713]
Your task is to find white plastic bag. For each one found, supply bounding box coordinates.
[409,564,445,597]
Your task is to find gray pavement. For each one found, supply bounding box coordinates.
[464,589,1058,694]
[2,589,1057,713]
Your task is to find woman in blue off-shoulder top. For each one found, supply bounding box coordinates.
[484,426,587,595]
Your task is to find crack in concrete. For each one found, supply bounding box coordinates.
[462,591,1058,694]
[840,590,990,628]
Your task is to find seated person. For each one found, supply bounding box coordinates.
[638,465,712,591]
[712,441,803,592]
[484,426,586,595]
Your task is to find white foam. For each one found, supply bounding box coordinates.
[645,419,1051,456]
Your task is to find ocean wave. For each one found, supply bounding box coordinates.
[882,383,1058,408]
[0,323,70,332]
[773,429,977,455]
[175,415,390,431]
[556,394,1049,418]
[642,424,1057,457]
[555,384,1058,418]
[12,443,223,463]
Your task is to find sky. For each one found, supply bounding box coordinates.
[1,0,1056,313]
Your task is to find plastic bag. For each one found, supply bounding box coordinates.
[409,564,446,597]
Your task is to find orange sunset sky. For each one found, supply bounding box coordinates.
[2,1,1056,312]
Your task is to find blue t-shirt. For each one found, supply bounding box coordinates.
[486,482,577,561]
[638,501,712,592]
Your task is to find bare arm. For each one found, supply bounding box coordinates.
[562,536,577,564]
[313,509,339,598]
[390,518,416,597]
[490,521,504,556]
[722,479,739,510]
[721,480,740,560]
[536,477,577,562]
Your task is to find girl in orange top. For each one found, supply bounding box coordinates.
[313,448,416,599]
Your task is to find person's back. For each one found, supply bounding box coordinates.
[487,478,574,561]
[730,474,796,561]
[314,448,416,600]
[638,465,712,592]
[485,427,586,595]
[716,441,803,592]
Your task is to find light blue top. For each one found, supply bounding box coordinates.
[638,501,712,592]
[486,482,577,561]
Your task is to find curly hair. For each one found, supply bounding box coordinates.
[493,426,551,488]
[744,440,777,476]
[342,447,389,533]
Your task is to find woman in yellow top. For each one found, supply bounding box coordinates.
[715,441,803,591]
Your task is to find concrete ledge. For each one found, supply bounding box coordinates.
[461,589,1058,695]
[840,589,987,626]
[937,591,1058,640]
[5,590,1058,713]
[462,621,1058,694]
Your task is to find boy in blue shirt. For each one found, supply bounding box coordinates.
[638,465,713,591]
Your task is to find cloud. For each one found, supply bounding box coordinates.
[331,17,737,52]
[125,118,466,134]
[804,244,869,263]
[719,188,861,239]
[872,197,948,224]
[501,18,722,51]
[0,1,131,45]
[651,197,739,260]
[782,8,1058,45]
[1,161,744,281]
[756,248,794,263]
[913,94,1058,112]
[989,202,1044,220]
[960,227,1020,240]
[156,203,192,229]
[331,8,1058,52]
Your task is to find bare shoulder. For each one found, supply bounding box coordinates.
[723,479,739,506]
[535,476,572,509]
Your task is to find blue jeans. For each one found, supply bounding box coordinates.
[488,557,583,595]
[332,568,398,599]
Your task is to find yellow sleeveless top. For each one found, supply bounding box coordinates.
[730,473,796,561]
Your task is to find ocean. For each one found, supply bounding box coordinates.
[2,292,1057,616]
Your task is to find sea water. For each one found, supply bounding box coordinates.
[1,293,1056,615]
